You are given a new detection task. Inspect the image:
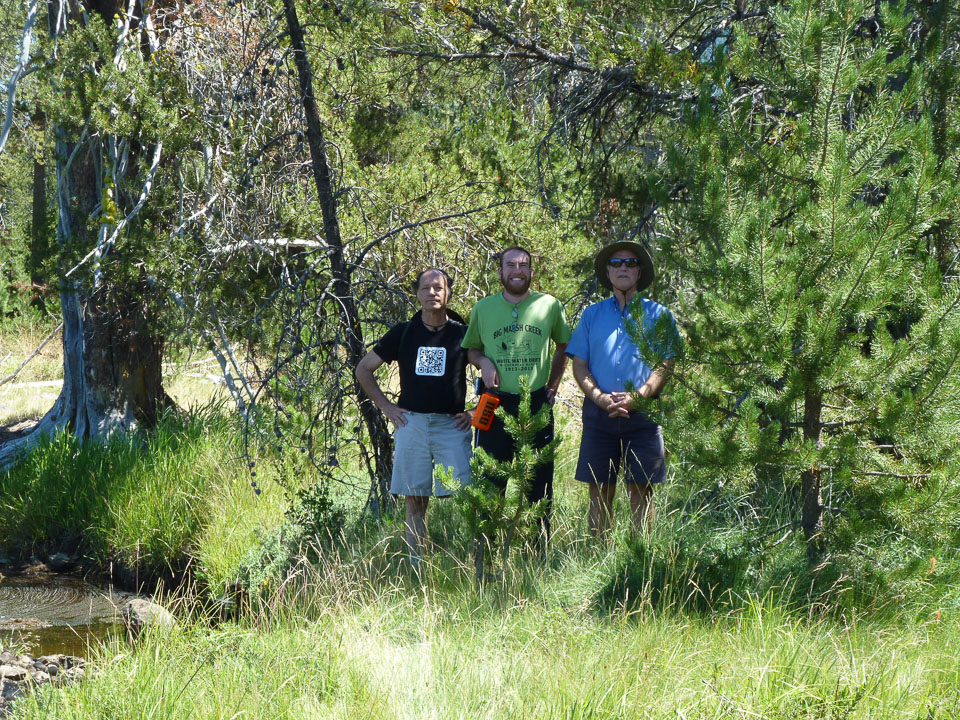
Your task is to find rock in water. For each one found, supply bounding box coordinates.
[120,598,176,640]
[47,553,74,571]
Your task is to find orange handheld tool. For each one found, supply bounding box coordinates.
[472,392,500,431]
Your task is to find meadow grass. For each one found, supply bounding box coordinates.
[0,410,285,587]
[0,323,227,427]
[10,545,960,719]
[2,327,959,718]
[2,426,958,718]
[0,319,64,424]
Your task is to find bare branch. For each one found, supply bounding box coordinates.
[165,285,254,423]
[354,198,519,266]
[379,46,542,63]
[0,0,40,158]
[211,237,328,255]
[0,323,64,389]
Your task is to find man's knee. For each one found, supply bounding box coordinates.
[589,482,617,505]
[405,495,429,516]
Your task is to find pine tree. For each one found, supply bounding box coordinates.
[454,380,557,581]
[645,0,960,566]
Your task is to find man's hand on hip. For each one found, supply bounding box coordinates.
[382,403,409,428]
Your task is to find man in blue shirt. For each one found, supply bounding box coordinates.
[566,241,681,536]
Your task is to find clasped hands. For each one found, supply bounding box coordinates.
[598,387,650,418]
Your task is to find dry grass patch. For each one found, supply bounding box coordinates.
[0,326,231,426]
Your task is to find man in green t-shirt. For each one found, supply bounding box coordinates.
[462,246,571,540]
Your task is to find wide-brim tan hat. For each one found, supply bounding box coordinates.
[594,240,655,292]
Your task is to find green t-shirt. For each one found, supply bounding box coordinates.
[462,291,572,393]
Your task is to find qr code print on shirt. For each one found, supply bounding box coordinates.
[415,346,447,376]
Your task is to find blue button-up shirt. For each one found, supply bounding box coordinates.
[566,296,680,393]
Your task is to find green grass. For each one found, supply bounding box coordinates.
[0,410,285,587]
[2,370,959,718]
[10,553,960,719]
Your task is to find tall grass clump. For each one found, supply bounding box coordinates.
[0,409,285,584]
[11,617,341,720]
[234,472,348,601]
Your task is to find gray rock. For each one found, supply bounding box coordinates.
[2,683,24,700]
[46,553,72,571]
[38,654,74,668]
[0,666,27,682]
[0,648,86,715]
[120,598,176,639]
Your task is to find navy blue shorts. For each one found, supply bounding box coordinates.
[574,400,666,485]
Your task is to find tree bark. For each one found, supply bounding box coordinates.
[0,0,171,468]
[800,391,824,565]
[28,108,48,312]
[281,0,394,512]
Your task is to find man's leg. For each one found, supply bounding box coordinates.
[405,495,430,565]
[389,413,434,568]
[527,392,555,548]
[588,483,617,537]
[528,455,554,551]
[621,415,665,534]
[627,484,654,533]
[575,401,622,539]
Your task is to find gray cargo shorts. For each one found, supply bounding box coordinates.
[390,412,472,497]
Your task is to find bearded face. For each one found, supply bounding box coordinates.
[498,249,532,296]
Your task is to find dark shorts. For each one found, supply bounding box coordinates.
[574,400,666,485]
[474,386,554,513]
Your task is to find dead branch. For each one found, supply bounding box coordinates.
[0,323,64,389]
[0,0,40,157]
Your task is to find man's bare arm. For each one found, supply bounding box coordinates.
[355,350,408,427]
[544,342,569,402]
[468,347,499,389]
[571,355,619,414]
[608,358,675,416]
[639,359,674,399]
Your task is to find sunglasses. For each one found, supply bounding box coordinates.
[608,258,641,268]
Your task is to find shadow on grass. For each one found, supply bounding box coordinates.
[593,530,775,615]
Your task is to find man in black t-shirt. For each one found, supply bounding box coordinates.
[355,268,473,569]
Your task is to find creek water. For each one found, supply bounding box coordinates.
[0,572,135,657]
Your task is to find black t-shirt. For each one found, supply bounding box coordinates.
[372,312,469,414]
